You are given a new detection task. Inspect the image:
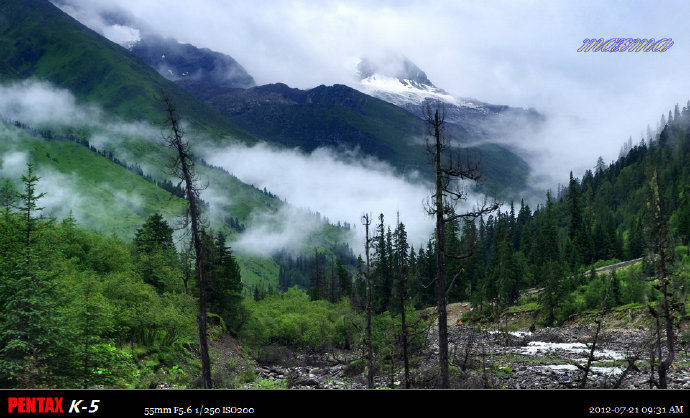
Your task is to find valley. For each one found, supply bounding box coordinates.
[0,0,688,399]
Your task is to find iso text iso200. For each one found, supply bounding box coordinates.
[143,406,255,415]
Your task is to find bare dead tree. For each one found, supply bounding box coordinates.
[159,91,212,389]
[361,213,375,389]
[424,101,500,388]
[645,163,676,388]
[612,341,650,389]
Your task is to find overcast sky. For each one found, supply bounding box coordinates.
[54,0,690,177]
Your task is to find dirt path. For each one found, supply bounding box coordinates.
[424,302,473,327]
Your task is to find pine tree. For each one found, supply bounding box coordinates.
[535,191,567,326]
[372,214,392,313]
[0,163,62,387]
[392,219,411,388]
[492,215,519,310]
[133,213,179,292]
[360,213,375,389]
[336,259,351,300]
[567,172,593,266]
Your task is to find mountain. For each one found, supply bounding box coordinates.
[45,1,534,197]
[194,81,531,195]
[129,34,256,90]
[0,0,253,139]
[354,55,544,140]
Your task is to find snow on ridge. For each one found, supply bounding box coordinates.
[358,73,487,112]
[360,73,457,104]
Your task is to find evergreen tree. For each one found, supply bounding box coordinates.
[372,214,392,313]
[392,219,411,388]
[567,172,593,266]
[203,231,246,335]
[336,259,351,300]
[491,215,519,310]
[535,192,568,326]
[133,213,179,292]
[0,163,63,387]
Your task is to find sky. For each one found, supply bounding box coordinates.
[52,0,690,175]
[29,1,690,251]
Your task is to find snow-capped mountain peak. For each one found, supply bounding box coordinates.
[354,56,486,112]
[351,54,543,139]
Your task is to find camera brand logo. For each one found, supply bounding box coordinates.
[7,397,64,414]
[578,38,674,53]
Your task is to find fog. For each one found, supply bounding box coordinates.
[0,81,154,227]
[232,205,328,258]
[203,142,458,252]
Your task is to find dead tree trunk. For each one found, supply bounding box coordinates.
[424,102,499,388]
[160,91,212,389]
[645,164,676,389]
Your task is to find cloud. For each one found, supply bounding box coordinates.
[0,150,29,179]
[232,205,325,258]
[0,79,102,127]
[0,81,157,227]
[203,141,442,251]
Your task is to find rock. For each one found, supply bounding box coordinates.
[295,378,320,388]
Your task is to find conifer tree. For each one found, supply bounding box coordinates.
[0,163,62,387]
[134,213,178,292]
[392,218,411,388]
[203,231,246,335]
[361,213,375,389]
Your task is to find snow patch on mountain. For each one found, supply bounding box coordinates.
[359,72,486,112]
[353,56,489,116]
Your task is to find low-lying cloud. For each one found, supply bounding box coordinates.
[204,142,441,252]
[232,205,325,258]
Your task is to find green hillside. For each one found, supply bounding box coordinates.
[0,121,186,235]
[0,120,288,290]
[0,0,254,139]
[0,0,358,292]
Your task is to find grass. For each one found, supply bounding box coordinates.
[0,123,186,237]
[251,378,288,389]
[507,302,539,313]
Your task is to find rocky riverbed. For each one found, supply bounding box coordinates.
[246,324,690,389]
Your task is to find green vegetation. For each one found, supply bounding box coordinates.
[240,287,357,351]
[0,0,253,139]
[0,165,264,388]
